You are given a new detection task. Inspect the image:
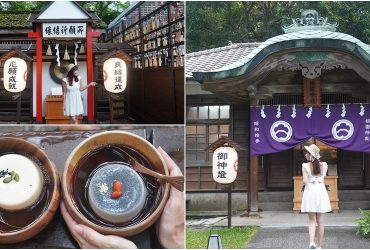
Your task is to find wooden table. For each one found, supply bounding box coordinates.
[293,176,339,213]
[0,126,184,248]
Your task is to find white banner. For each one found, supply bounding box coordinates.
[103,58,127,93]
[3,57,27,93]
[42,23,86,38]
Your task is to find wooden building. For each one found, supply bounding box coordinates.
[0,1,184,124]
[186,10,370,215]
[105,1,184,124]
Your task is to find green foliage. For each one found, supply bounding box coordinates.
[0,1,130,25]
[187,1,370,53]
[186,226,259,249]
[355,209,370,238]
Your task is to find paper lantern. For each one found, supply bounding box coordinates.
[103,58,127,93]
[212,146,238,184]
[3,57,27,93]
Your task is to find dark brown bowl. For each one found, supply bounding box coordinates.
[0,137,60,244]
[62,130,170,237]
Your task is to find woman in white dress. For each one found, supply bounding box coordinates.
[301,144,331,249]
[62,64,96,124]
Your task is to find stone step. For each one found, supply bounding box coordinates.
[258,201,293,211]
[339,201,370,210]
[339,190,370,201]
[258,191,293,202]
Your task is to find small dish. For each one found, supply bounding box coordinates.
[62,131,170,237]
[0,137,60,244]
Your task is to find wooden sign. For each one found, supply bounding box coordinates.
[42,23,86,38]
[103,58,127,93]
[304,77,321,107]
[3,57,27,93]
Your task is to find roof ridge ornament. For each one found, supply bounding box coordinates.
[283,9,338,33]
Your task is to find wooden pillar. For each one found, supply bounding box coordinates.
[248,156,259,216]
[86,24,100,123]
[28,25,43,123]
[242,97,259,217]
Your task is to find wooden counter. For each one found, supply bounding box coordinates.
[293,176,339,213]
[45,95,83,124]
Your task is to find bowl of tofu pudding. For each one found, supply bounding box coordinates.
[62,131,170,237]
[0,137,60,244]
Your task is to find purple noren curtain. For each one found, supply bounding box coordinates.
[250,104,370,156]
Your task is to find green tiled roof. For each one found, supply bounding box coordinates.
[193,30,370,81]
[0,11,107,29]
[0,11,33,29]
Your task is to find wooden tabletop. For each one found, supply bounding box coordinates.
[0,126,184,248]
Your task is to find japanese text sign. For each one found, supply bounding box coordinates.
[3,57,27,93]
[42,23,86,38]
[103,58,127,93]
[212,146,238,184]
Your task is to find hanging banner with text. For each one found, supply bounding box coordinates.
[251,104,370,156]
[3,57,27,93]
[103,58,127,93]
[42,23,86,38]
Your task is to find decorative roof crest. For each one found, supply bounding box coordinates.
[283,9,338,33]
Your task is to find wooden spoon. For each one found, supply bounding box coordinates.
[126,154,184,192]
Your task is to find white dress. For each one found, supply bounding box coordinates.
[63,76,84,116]
[301,162,332,213]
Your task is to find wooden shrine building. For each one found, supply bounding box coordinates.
[186,10,370,215]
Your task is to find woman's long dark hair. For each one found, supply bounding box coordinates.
[67,66,78,86]
[312,158,321,175]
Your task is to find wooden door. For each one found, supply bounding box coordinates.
[265,149,294,191]
[337,149,364,189]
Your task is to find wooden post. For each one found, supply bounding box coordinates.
[86,24,100,123]
[248,156,259,216]
[228,184,232,228]
[16,93,21,124]
[28,25,43,123]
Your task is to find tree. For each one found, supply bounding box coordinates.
[0,1,129,25]
[187,1,370,53]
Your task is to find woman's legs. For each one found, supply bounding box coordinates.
[316,213,324,248]
[308,212,317,244]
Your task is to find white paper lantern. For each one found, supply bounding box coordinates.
[3,57,27,93]
[212,146,238,184]
[103,58,127,93]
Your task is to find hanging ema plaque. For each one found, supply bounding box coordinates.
[103,58,127,93]
[3,57,27,93]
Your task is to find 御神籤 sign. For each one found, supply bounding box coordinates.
[3,57,27,93]
[103,58,127,93]
[42,23,86,38]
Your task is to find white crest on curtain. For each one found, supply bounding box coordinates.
[291,104,296,118]
[55,43,60,66]
[276,105,281,118]
[306,107,313,118]
[341,104,346,117]
[360,104,365,116]
[260,105,266,118]
[325,104,331,118]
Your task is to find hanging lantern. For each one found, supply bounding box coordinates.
[212,146,238,184]
[63,45,70,60]
[79,43,85,54]
[3,57,27,93]
[46,44,52,56]
[103,58,127,93]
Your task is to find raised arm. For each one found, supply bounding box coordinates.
[79,77,97,92]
